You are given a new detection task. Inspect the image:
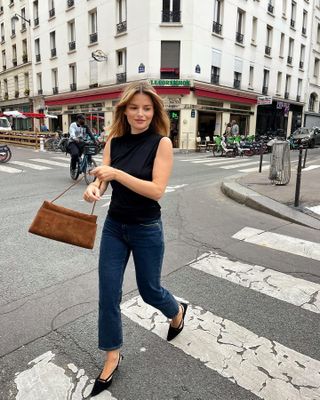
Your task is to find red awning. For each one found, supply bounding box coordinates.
[23,112,46,118]
[154,87,190,95]
[86,115,105,120]
[194,89,257,105]
[46,91,122,106]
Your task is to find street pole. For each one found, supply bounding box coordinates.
[302,147,308,169]
[294,146,303,207]
[259,140,264,173]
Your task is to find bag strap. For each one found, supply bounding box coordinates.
[51,176,99,215]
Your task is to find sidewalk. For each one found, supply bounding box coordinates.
[221,166,320,230]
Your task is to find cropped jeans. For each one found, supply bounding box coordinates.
[98,216,179,351]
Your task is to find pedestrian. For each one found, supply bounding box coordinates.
[224,122,232,137]
[83,81,188,397]
[231,120,239,136]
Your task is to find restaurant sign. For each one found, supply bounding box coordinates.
[149,79,191,87]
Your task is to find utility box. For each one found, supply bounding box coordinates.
[269,140,291,185]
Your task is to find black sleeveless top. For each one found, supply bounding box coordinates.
[108,128,163,224]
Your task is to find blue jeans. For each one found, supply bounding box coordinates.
[98,216,179,350]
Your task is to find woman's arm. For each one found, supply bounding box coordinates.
[91,137,173,201]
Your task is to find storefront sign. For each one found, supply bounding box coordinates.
[257,96,272,105]
[149,79,191,87]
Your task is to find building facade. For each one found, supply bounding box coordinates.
[1,0,320,146]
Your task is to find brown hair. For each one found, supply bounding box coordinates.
[108,81,170,138]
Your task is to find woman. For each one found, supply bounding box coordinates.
[83,81,188,397]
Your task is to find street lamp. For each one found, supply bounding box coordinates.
[12,13,31,26]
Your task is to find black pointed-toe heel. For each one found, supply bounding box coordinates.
[167,302,188,342]
[89,354,123,398]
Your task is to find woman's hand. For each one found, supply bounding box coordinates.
[83,183,102,202]
[90,165,117,182]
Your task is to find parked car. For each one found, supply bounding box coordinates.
[290,127,320,148]
[0,117,12,132]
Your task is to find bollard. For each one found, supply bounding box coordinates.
[294,146,303,207]
[259,141,264,173]
[302,147,308,169]
[40,137,45,152]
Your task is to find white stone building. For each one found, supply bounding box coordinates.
[1,0,320,146]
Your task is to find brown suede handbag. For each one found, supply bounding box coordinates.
[28,177,98,249]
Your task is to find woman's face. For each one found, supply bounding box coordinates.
[124,93,154,134]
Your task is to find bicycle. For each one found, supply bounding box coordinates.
[70,141,99,184]
[44,131,69,152]
[0,145,12,163]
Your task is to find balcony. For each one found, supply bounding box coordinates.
[52,87,59,94]
[34,17,39,27]
[22,54,28,63]
[70,83,77,91]
[235,32,244,44]
[35,54,41,62]
[302,27,306,35]
[284,91,289,99]
[0,6,3,13]
[51,48,57,58]
[12,58,17,67]
[265,46,271,55]
[161,10,181,23]
[267,3,274,13]
[24,88,30,96]
[287,56,292,65]
[89,83,98,88]
[21,23,26,31]
[299,61,304,69]
[116,72,127,84]
[212,21,222,35]
[290,19,295,28]
[4,92,8,100]
[1,35,4,43]
[49,8,55,18]
[3,65,6,71]
[38,89,43,95]
[69,41,76,51]
[11,30,16,38]
[234,79,241,89]
[15,90,19,98]
[211,74,220,84]
[116,21,127,34]
[67,0,74,8]
[262,86,268,94]
[160,67,180,79]
[296,95,301,102]
[89,32,98,44]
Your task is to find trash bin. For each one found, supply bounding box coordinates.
[269,140,291,185]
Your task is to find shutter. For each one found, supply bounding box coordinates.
[212,49,221,67]
[161,41,180,68]
[89,60,98,85]
[234,57,243,73]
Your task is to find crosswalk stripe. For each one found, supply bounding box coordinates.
[233,227,320,262]
[306,205,320,216]
[179,158,206,162]
[52,156,70,161]
[239,165,269,173]
[0,165,21,173]
[303,165,320,171]
[191,158,227,164]
[189,252,320,313]
[221,161,266,169]
[10,161,52,170]
[122,296,320,400]
[204,158,256,167]
[30,159,69,168]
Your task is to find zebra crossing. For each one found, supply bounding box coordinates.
[13,227,320,399]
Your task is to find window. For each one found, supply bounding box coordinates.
[309,93,317,112]
[162,0,181,23]
[302,10,307,35]
[268,0,274,13]
[89,60,98,87]
[24,73,29,91]
[3,78,8,97]
[52,68,58,93]
[212,0,222,34]
[297,78,302,101]
[21,8,27,30]
[116,0,127,32]
[290,1,296,28]
[37,72,42,94]
[14,75,19,97]
[69,63,77,90]
[236,9,245,43]
[314,58,319,77]
[251,17,257,44]
[68,20,76,50]
[317,24,320,43]
[265,26,272,55]
[282,0,287,16]
[276,72,282,94]
[300,44,305,69]
[262,69,269,94]
[234,57,242,88]
[89,10,98,43]
[22,39,28,62]
[285,74,291,98]
[248,66,254,88]
[11,17,16,36]
[288,38,294,64]
[33,1,39,26]
[160,41,180,78]
[280,33,285,58]
[12,44,17,66]
[2,50,6,70]
[35,38,41,62]
[1,23,4,42]
[50,31,56,57]
[211,49,221,84]
[49,0,55,18]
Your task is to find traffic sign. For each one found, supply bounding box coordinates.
[257,96,272,105]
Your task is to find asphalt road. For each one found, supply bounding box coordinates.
[0,146,320,400]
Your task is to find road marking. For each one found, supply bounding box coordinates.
[15,351,116,400]
[122,296,320,400]
[204,158,256,167]
[190,252,320,313]
[221,161,267,169]
[30,158,70,167]
[239,165,270,173]
[303,165,320,171]
[233,227,320,262]
[52,156,70,162]
[165,184,188,192]
[0,165,22,173]
[306,205,320,216]
[10,161,52,170]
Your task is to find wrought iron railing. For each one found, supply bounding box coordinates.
[212,21,222,35]
[116,72,127,83]
[116,21,127,34]
[161,10,181,23]
[235,32,244,44]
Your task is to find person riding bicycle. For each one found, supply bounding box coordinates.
[68,114,96,170]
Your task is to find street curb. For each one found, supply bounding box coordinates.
[221,179,320,230]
